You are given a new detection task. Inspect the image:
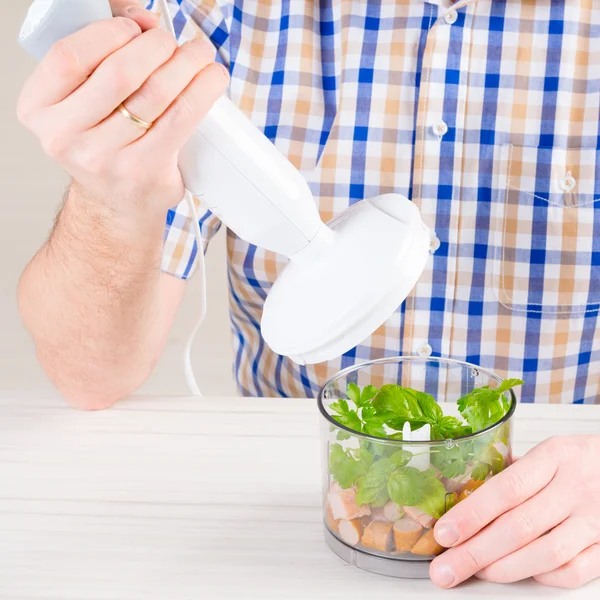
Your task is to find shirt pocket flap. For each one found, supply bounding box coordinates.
[503,144,600,208]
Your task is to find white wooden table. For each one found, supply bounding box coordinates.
[1,394,599,599]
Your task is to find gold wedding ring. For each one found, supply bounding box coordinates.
[117,102,153,131]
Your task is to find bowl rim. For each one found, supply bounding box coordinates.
[317,356,517,446]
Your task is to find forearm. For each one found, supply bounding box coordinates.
[18,182,167,408]
[16,4,226,407]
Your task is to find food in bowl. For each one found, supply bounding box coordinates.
[319,358,521,571]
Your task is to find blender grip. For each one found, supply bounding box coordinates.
[18,0,325,258]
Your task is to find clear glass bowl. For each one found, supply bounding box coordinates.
[318,357,516,578]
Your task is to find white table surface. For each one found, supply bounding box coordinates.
[1,394,599,600]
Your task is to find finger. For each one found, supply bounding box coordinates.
[476,516,596,583]
[19,18,142,114]
[111,0,159,31]
[133,61,230,157]
[533,543,600,589]
[88,38,215,149]
[55,28,178,132]
[429,478,568,588]
[434,442,559,548]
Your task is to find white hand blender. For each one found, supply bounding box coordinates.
[19,0,432,394]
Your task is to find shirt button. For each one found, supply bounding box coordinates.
[432,120,448,138]
[430,236,441,253]
[445,10,458,25]
[417,343,433,358]
[558,171,577,193]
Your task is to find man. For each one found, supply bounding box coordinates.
[17,0,600,590]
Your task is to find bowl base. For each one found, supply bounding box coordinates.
[324,527,431,579]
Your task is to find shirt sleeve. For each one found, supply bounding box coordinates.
[161,195,222,280]
[154,0,231,279]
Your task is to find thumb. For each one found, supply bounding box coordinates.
[110,0,159,31]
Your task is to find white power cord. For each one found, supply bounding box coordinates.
[183,190,207,397]
[157,0,205,396]
[156,0,176,36]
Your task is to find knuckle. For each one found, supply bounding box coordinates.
[76,146,108,176]
[588,517,600,541]
[564,563,587,589]
[541,436,571,464]
[463,505,486,532]
[580,475,600,500]
[548,540,570,569]
[500,470,528,501]
[150,28,178,56]
[111,16,141,38]
[49,38,80,77]
[106,60,135,94]
[212,59,230,79]
[534,562,588,590]
[41,133,68,159]
[170,92,195,124]
[482,564,509,583]
[136,77,168,107]
[456,546,481,572]
[184,40,215,67]
[208,62,230,92]
[511,511,536,541]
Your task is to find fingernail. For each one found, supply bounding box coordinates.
[432,564,456,587]
[121,17,142,33]
[126,6,156,18]
[436,522,459,547]
[217,63,230,77]
[189,37,210,49]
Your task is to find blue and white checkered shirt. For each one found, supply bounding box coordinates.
[158,0,600,404]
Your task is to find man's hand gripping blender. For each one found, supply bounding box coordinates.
[19,0,432,394]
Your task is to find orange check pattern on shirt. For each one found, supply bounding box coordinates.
[158,0,600,404]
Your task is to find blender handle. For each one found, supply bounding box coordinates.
[18,0,325,258]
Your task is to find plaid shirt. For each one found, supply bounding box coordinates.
[158,0,600,404]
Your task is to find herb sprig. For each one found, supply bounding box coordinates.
[328,377,523,516]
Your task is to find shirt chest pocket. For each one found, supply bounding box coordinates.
[491,144,600,317]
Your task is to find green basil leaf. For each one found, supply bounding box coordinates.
[386,418,410,431]
[349,447,375,471]
[431,416,473,440]
[413,390,442,423]
[431,444,469,478]
[388,467,423,506]
[355,458,393,505]
[372,486,391,507]
[415,472,447,519]
[476,445,505,475]
[399,388,425,419]
[386,418,430,432]
[363,421,387,439]
[389,449,412,469]
[372,385,412,419]
[329,444,372,488]
[471,462,491,481]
